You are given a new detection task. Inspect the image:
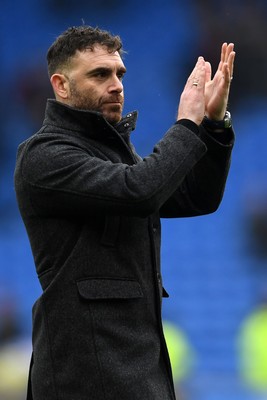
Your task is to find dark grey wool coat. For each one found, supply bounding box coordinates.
[14,99,234,400]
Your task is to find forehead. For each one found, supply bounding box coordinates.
[71,45,125,70]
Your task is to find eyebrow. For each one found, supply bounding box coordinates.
[86,66,127,77]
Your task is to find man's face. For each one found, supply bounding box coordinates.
[65,46,126,124]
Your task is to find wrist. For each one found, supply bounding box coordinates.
[202,111,232,131]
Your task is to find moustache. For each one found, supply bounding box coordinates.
[101,96,124,105]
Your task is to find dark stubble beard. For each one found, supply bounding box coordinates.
[69,80,123,124]
[69,81,100,111]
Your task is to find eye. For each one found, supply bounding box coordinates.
[95,71,108,79]
[117,72,125,81]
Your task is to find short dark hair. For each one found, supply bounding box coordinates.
[47,25,124,77]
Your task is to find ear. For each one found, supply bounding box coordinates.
[50,73,69,100]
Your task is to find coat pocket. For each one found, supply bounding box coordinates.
[76,277,144,300]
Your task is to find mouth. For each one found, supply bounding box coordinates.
[104,101,122,105]
[102,97,123,104]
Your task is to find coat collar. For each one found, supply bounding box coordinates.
[43,99,138,141]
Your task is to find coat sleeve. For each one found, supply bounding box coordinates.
[16,123,212,219]
[159,125,235,218]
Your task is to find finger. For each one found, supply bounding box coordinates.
[228,49,236,80]
[221,42,227,64]
[222,62,231,86]
[218,43,228,71]
[205,61,212,83]
[192,59,206,90]
[187,56,204,80]
[226,43,234,61]
[186,56,205,87]
[224,43,234,62]
[219,43,235,77]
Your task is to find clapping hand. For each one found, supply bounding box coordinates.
[204,43,235,121]
[177,43,235,125]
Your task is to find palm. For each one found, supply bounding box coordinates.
[204,43,235,121]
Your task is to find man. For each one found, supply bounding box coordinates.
[14,26,235,400]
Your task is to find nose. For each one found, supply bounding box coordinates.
[108,75,123,93]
